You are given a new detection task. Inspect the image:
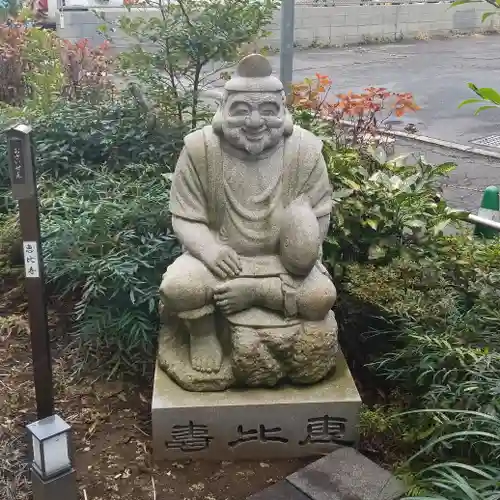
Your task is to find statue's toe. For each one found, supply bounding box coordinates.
[192,355,220,373]
[190,335,223,373]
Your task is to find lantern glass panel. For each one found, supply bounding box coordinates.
[32,435,42,474]
[27,414,72,479]
[43,432,70,478]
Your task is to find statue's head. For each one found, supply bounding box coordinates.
[212,54,293,156]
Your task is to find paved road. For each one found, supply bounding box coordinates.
[395,139,499,213]
[266,36,500,212]
[272,35,500,145]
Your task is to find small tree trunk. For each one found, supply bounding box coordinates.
[191,62,202,130]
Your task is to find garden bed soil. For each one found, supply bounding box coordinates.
[0,274,391,500]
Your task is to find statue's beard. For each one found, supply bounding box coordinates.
[221,125,284,156]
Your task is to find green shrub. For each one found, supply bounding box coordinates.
[337,257,461,408]
[31,96,186,175]
[0,22,27,106]
[0,95,187,208]
[324,148,461,276]
[343,237,500,404]
[359,404,424,467]
[340,235,500,497]
[22,26,65,114]
[59,38,114,103]
[0,211,21,281]
[401,410,500,499]
[288,77,461,277]
[0,211,19,259]
[40,163,181,375]
[342,258,457,323]
[0,23,113,110]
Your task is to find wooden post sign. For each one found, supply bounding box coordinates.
[7,124,54,419]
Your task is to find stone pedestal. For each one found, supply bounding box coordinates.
[152,352,362,461]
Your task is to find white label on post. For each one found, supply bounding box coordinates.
[23,241,40,278]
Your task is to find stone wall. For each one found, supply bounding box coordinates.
[267,2,500,47]
[57,2,500,51]
[57,8,158,51]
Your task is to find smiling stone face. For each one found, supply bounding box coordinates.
[220,92,286,156]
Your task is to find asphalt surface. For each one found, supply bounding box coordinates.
[395,139,499,213]
[267,35,500,212]
[272,35,500,145]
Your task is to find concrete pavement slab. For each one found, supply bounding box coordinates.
[287,447,407,500]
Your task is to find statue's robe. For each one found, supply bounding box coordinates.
[163,125,333,320]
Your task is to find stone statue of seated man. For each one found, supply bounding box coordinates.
[158,54,339,392]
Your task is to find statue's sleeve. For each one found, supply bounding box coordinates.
[169,147,209,224]
[299,152,333,219]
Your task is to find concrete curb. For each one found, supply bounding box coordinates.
[384,129,500,160]
[337,119,500,160]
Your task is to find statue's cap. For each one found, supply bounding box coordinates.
[224,54,283,93]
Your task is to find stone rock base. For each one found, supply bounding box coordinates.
[152,352,361,461]
[157,308,338,392]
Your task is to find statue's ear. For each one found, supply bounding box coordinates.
[212,107,224,134]
[212,92,227,134]
[284,109,294,136]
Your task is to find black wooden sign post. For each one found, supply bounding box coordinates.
[7,124,54,419]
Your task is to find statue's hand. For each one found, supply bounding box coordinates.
[203,245,242,280]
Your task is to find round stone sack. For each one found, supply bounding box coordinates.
[279,199,321,277]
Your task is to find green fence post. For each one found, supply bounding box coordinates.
[474,185,500,239]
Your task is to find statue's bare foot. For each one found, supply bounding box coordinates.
[214,278,258,315]
[190,331,223,373]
